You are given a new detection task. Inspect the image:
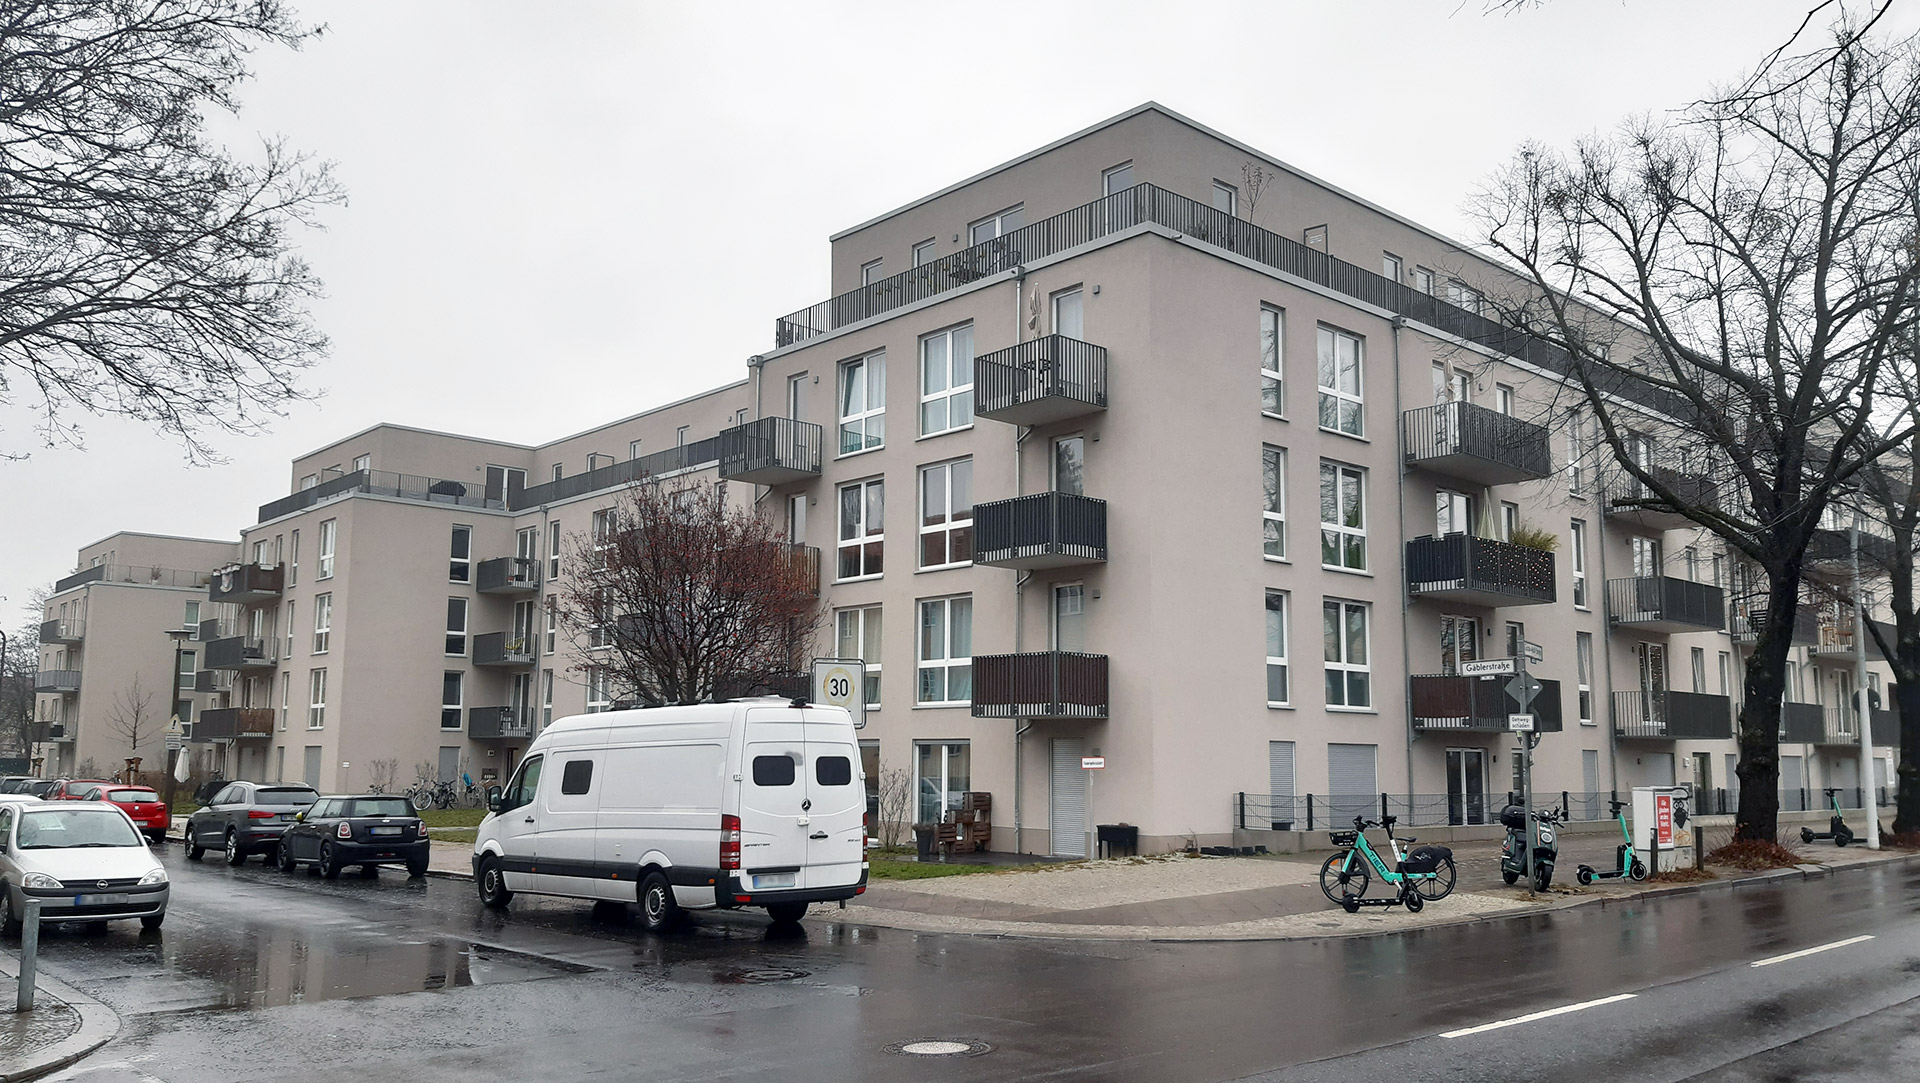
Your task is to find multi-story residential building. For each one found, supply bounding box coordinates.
[34,104,1900,850]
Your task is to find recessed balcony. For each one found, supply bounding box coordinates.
[206,635,278,670]
[717,416,824,486]
[1730,604,1818,646]
[975,335,1109,426]
[1405,533,1555,607]
[1808,617,1892,662]
[34,722,72,743]
[477,557,540,594]
[1605,468,1715,531]
[38,619,84,645]
[1611,689,1733,740]
[33,670,81,694]
[469,706,531,740]
[972,492,1107,570]
[194,707,274,741]
[1409,674,1563,733]
[473,631,535,668]
[970,652,1109,720]
[1606,577,1726,633]
[209,562,285,604]
[1815,706,1864,747]
[1401,402,1552,486]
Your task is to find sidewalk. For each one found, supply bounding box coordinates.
[0,950,120,1083]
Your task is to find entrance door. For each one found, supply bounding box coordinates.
[1445,748,1487,825]
[741,709,810,883]
[1638,643,1668,726]
[1049,738,1087,858]
[787,493,807,543]
[1693,753,1712,796]
[1781,754,1805,810]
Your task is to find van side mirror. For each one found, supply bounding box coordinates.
[486,786,503,814]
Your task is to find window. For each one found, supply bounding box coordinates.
[1712,553,1726,588]
[561,760,594,795]
[835,607,882,707]
[1213,179,1237,215]
[1449,281,1485,315]
[281,678,289,731]
[317,519,336,579]
[300,473,318,490]
[1303,224,1328,250]
[312,593,332,654]
[1495,384,1515,415]
[1323,600,1371,709]
[586,668,612,713]
[1052,286,1084,339]
[442,672,463,730]
[1413,267,1435,294]
[752,755,796,787]
[1577,632,1595,724]
[548,519,561,578]
[919,324,974,435]
[445,598,468,656]
[912,239,936,267]
[1436,490,1473,535]
[551,462,564,483]
[629,440,642,460]
[675,426,688,447]
[916,596,973,705]
[1319,462,1367,571]
[1570,521,1588,607]
[289,530,298,586]
[353,453,370,473]
[1102,162,1134,196]
[1260,306,1284,415]
[544,601,557,655]
[592,508,616,549]
[253,538,269,565]
[816,756,853,787]
[178,649,196,685]
[1053,584,1086,652]
[915,742,970,823]
[1500,502,1519,542]
[184,600,200,630]
[449,525,471,582]
[541,669,554,729]
[918,459,974,568]
[1567,410,1588,496]
[1265,591,1289,706]
[502,755,542,813]
[837,478,884,580]
[1381,252,1402,282]
[1718,651,1732,696]
[1262,445,1287,559]
[1505,621,1525,659]
[587,452,611,471]
[307,669,326,729]
[969,205,1024,244]
[1316,326,1364,435]
[1440,615,1478,674]
[838,353,885,454]
[1684,546,1700,582]
[1691,647,1707,692]
[1053,436,1085,496]
[1631,536,1660,577]
[860,258,884,287]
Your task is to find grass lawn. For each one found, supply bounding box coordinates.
[415,808,489,827]
[431,828,478,845]
[866,858,995,880]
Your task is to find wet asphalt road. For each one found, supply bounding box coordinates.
[20,847,1920,1083]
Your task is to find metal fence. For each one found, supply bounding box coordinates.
[1233,791,1619,832]
[1404,533,1557,604]
[259,468,508,522]
[972,491,1108,566]
[510,436,722,510]
[53,564,212,592]
[975,334,1109,419]
[1605,576,1726,630]
[1400,401,1552,479]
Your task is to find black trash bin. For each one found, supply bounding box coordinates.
[914,824,935,860]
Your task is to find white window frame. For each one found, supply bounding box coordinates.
[1322,599,1372,710]
[969,204,1024,244]
[629,440,642,460]
[317,519,336,579]
[449,524,472,583]
[1570,521,1589,608]
[860,258,884,287]
[912,239,936,267]
[548,519,561,578]
[1495,384,1515,416]
[918,459,974,570]
[1260,305,1284,416]
[1500,502,1520,542]
[280,677,289,732]
[1381,252,1403,282]
[289,529,298,586]
[1577,632,1595,724]
[835,606,883,709]
[312,593,332,654]
[1316,325,1364,437]
[353,453,370,473]
[446,597,468,657]
[918,323,974,437]
[916,595,973,707]
[1319,461,1367,572]
[544,600,557,655]
[541,669,554,730]
[1102,162,1134,197]
[300,474,317,490]
[1413,267,1434,294]
[1265,590,1290,707]
[838,352,885,456]
[837,478,884,582]
[442,671,464,731]
[586,668,612,714]
[307,668,326,730]
[1262,445,1287,561]
[1213,179,1238,215]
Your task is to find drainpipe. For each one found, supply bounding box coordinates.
[1011,265,1032,852]
[1593,456,1621,797]
[747,354,768,506]
[1391,317,1416,805]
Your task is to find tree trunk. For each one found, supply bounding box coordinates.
[1895,627,1920,834]
[1733,575,1797,842]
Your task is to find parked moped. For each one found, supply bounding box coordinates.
[1499,804,1560,892]
[1575,799,1649,885]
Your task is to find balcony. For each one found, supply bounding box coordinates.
[477,556,540,594]
[1806,526,1898,572]
[1808,618,1893,662]
[38,619,84,645]
[1605,468,1716,531]
[1816,706,1864,747]
[473,631,534,668]
[717,416,824,486]
[1405,534,1555,607]
[258,468,512,523]
[1730,604,1818,646]
[1409,674,1564,733]
[1781,701,1825,743]
[973,492,1107,570]
[209,562,284,604]
[54,564,212,593]
[194,707,274,741]
[194,669,234,694]
[975,335,1109,426]
[780,543,822,595]
[469,706,531,740]
[1611,689,1733,740]
[206,636,278,670]
[970,652,1109,719]
[33,722,72,743]
[1401,402,1552,486]
[32,670,81,694]
[1606,577,1726,633]
[511,437,722,510]
[1872,708,1900,746]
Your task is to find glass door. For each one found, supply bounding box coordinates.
[1439,616,1478,674]
[1446,748,1487,826]
[1638,642,1668,727]
[1053,436,1085,497]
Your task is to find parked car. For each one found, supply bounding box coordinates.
[47,779,113,801]
[15,781,57,799]
[73,784,169,844]
[0,777,41,794]
[278,795,429,879]
[0,794,42,805]
[0,801,168,935]
[185,782,319,865]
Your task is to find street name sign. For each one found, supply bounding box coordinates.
[1460,658,1517,677]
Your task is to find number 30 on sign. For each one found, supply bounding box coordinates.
[811,658,868,727]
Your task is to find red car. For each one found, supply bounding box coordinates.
[72,783,171,843]
[47,778,114,801]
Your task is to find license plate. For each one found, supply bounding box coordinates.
[74,893,129,906]
[371,826,403,836]
[754,873,796,890]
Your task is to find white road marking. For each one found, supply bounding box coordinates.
[1749,934,1875,968]
[1441,993,1638,1038]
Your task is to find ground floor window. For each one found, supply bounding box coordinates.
[915,741,970,825]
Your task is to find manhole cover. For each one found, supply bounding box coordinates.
[886,1039,993,1058]
[716,967,809,984]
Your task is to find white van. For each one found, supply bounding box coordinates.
[471,700,868,930]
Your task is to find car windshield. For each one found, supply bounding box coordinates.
[258,787,318,805]
[347,798,413,818]
[23,781,55,797]
[108,790,158,803]
[17,808,144,849]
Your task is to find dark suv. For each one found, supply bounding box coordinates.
[278,795,430,879]
[185,782,319,865]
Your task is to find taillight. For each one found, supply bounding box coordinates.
[336,821,352,839]
[248,810,276,819]
[720,814,741,871]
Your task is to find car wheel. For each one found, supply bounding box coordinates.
[186,829,204,861]
[0,887,21,938]
[320,842,343,880]
[477,856,512,909]
[765,902,807,925]
[639,871,681,933]
[141,912,165,931]
[406,858,428,879]
[278,843,298,873]
[224,830,247,866]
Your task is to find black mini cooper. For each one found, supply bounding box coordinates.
[277,795,430,879]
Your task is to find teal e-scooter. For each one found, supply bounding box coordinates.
[1800,788,1856,846]
[1575,799,1650,885]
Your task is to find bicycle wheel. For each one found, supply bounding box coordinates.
[1320,851,1370,905]
[436,787,454,810]
[1412,856,1457,901]
[409,787,433,813]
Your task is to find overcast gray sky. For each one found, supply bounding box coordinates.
[6,0,1915,620]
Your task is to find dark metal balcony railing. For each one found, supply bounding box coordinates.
[473,631,535,667]
[206,636,278,669]
[1605,576,1726,632]
[1401,402,1552,485]
[1405,533,1556,606]
[477,556,540,593]
[194,707,274,741]
[1816,706,1864,746]
[209,562,285,604]
[1730,604,1819,646]
[971,652,1109,719]
[1780,701,1825,743]
[972,492,1107,569]
[1605,467,1716,529]
[1611,689,1734,740]
[38,619,84,645]
[717,416,824,485]
[469,706,531,740]
[975,335,1109,425]
[194,669,234,694]
[259,468,509,523]
[34,722,71,742]
[775,184,1682,417]
[781,543,822,595]
[1409,674,1563,733]
[1872,708,1900,746]
[32,670,82,694]
[54,564,212,593]
[510,436,723,510]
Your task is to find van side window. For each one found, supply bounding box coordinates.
[752,755,796,786]
[560,760,593,795]
[815,756,852,787]
[504,755,544,811]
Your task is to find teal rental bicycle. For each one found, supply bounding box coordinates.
[1319,815,1457,913]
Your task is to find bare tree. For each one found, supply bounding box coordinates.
[105,673,160,763]
[875,767,914,848]
[0,623,35,760]
[1851,364,1920,830]
[1471,19,1920,840]
[366,757,399,795]
[555,479,822,707]
[0,0,343,459]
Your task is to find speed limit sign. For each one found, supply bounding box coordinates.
[811,658,868,727]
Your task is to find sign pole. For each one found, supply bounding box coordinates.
[1518,649,1532,887]
[1086,760,1096,861]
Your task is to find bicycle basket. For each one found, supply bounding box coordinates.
[1328,830,1357,847]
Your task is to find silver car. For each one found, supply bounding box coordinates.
[0,801,169,935]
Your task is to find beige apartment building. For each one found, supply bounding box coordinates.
[35,104,1900,851]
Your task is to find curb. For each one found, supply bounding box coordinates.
[0,952,122,1083]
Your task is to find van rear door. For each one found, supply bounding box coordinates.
[801,710,866,891]
[740,709,809,893]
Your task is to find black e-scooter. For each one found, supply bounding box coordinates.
[1576,799,1650,885]
[1800,787,1856,846]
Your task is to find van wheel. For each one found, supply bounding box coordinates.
[766,902,807,925]
[639,872,680,933]
[477,857,512,909]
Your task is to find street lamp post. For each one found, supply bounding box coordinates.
[164,628,191,814]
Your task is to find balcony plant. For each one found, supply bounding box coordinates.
[1508,523,1559,552]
